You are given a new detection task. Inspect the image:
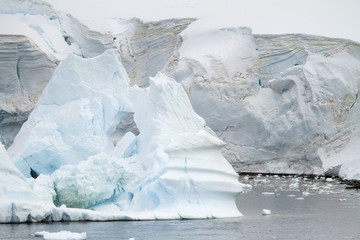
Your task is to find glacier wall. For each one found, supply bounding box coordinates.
[1,0,360,179]
[0,35,58,148]
[174,26,360,178]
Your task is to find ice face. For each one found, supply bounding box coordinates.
[4,50,243,221]
[8,50,133,177]
[176,29,360,177]
[0,142,54,222]
[123,74,243,219]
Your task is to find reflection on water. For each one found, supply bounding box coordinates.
[1,175,359,240]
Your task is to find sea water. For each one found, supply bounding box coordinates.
[1,176,359,240]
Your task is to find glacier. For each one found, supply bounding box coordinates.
[1,0,360,180]
[1,0,360,223]
[174,24,360,179]
[0,49,244,222]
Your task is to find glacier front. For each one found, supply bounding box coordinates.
[1,49,244,222]
[2,0,360,180]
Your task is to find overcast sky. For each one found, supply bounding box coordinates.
[45,0,360,43]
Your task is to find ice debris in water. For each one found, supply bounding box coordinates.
[262,209,271,215]
[289,182,299,189]
[33,231,87,240]
[302,191,310,196]
[239,174,360,197]
[262,192,275,195]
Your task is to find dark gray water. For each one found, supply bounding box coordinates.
[1,175,360,240]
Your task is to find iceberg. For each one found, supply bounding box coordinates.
[2,49,244,222]
[9,50,133,177]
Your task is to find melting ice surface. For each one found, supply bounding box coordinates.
[1,50,244,222]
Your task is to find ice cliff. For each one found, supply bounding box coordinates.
[0,0,360,192]
[0,0,194,147]
[175,26,360,179]
[0,50,244,222]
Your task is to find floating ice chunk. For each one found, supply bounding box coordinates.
[289,182,299,189]
[262,192,275,195]
[262,209,271,215]
[302,191,310,196]
[296,197,304,200]
[288,194,296,197]
[243,184,253,190]
[326,178,334,182]
[34,231,86,240]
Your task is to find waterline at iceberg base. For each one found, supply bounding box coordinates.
[0,50,245,223]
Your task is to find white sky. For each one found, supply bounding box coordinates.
[45,0,360,43]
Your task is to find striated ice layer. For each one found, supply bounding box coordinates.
[2,50,243,222]
[175,25,360,178]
